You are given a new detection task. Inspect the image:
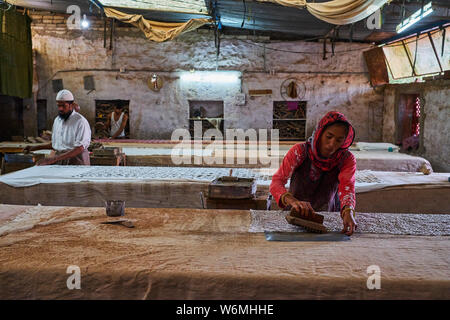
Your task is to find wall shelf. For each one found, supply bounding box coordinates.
[189,100,224,139]
[273,101,307,140]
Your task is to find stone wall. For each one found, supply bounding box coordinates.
[29,11,384,141]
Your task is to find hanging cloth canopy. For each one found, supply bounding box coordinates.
[257,0,390,25]
[103,7,212,42]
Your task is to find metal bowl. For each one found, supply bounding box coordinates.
[105,200,125,217]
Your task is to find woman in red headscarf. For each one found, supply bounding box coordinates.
[270,111,357,235]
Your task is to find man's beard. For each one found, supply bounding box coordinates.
[58,110,73,121]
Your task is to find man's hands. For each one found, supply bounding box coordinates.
[341,207,357,236]
[23,142,52,154]
[36,157,56,166]
[283,193,315,217]
[23,144,55,165]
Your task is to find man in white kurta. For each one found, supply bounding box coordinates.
[24,89,91,165]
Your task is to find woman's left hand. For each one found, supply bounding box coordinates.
[341,207,357,236]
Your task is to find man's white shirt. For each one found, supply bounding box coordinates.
[52,111,91,152]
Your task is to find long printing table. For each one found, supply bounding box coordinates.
[0,141,433,172]
[0,205,448,299]
[0,166,449,213]
[97,140,433,172]
[101,147,433,172]
[100,142,433,172]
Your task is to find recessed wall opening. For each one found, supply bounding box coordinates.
[273,101,307,141]
[0,95,24,141]
[95,100,130,138]
[188,100,224,140]
[36,99,47,136]
[397,94,421,151]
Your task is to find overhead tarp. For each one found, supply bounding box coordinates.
[98,0,208,15]
[103,7,211,42]
[257,0,390,25]
[5,0,89,13]
[0,7,33,98]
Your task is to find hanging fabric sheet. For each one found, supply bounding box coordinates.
[103,7,212,42]
[257,0,390,25]
[0,8,33,98]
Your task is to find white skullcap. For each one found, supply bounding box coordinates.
[56,89,74,101]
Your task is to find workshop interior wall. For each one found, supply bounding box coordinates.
[30,11,384,141]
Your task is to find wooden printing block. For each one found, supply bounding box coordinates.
[289,208,324,224]
[208,176,257,199]
[35,137,48,143]
[285,214,327,234]
[26,137,38,143]
[93,147,122,157]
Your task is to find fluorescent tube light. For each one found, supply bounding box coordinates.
[396,2,434,33]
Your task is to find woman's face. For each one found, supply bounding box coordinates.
[318,123,348,158]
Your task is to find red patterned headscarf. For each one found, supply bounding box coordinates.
[306,111,355,171]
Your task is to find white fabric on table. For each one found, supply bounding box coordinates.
[0,166,448,193]
[352,142,400,152]
[0,166,272,188]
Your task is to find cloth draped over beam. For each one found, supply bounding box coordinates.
[103,8,212,42]
[257,0,390,25]
[0,8,33,98]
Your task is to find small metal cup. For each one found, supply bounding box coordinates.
[105,200,125,217]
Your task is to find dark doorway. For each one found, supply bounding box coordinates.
[37,99,47,135]
[0,95,24,141]
[397,94,421,150]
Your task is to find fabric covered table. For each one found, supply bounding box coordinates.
[97,140,431,172]
[0,166,449,213]
[352,151,432,172]
[0,205,449,299]
[0,166,271,209]
[107,146,433,172]
[0,141,432,172]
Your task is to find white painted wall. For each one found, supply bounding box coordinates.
[31,17,384,141]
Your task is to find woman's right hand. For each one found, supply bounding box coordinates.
[284,194,315,217]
